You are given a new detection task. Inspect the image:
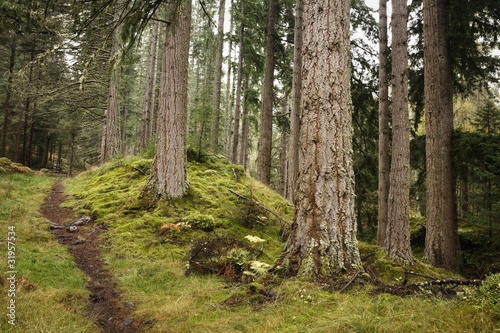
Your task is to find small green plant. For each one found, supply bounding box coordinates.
[185,212,220,231]
[478,273,500,318]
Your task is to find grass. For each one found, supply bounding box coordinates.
[1,154,498,332]
[0,171,98,332]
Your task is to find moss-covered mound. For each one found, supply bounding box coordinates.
[0,157,33,174]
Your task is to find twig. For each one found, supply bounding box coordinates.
[339,271,363,293]
[227,189,291,227]
[404,270,436,280]
[361,252,376,261]
[133,167,145,175]
[171,199,182,221]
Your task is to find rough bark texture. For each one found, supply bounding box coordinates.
[140,21,160,151]
[287,0,303,202]
[209,0,226,154]
[147,0,191,199]
[223,6,234,158]
[239,78,250,168]
[386,0,412,264]
[377,0,390,248]
[279,93,290,197]
[277,0,360,278]
[101,4,123,164]
[1,44,15,157]
[423,0,457,271]
[257,0,278,185]
[231,3,245,164]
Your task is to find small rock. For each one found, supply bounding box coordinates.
[122,301,135,309]
[119,319,133,327]
[67,226,78,233]
[72,216,91,226]
[49,225,65,230]
[107,317,115,322]
[70,239,86,245]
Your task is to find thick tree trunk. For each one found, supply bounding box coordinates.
[140,21,160,151]
[101,4,123,164]
[223,5,234,158]
[14,52,34,164]
[377,0,390,248]
[386,0,412,264]
[231,3,245,164]
[287,0,304,202]
[147,0,191,199]
[423,0,457,271]
[257,0,278,185]
[121,89,129,156]
[239,77,250,168]
[1,45,16,157]
[277,0,360,278]
[210,0,226,154]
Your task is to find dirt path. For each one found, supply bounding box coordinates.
[40,180,152,332]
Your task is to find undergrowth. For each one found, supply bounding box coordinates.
[59,154,499,332]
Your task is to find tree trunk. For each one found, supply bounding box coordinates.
[257,0,278,185]
[1,44,16,157]
[121,89,129,156]
[277,0,360,278]
[287,0,304,202]
[239,77,250,168]
[27,105,37,168]
[423,0,457,271]
[210,0,226,154]
[147,0,191,199]
[279,93,290,197]
[231,3,245,164]
[101,4,123,164]
[69,130,75,176]
[386,0,412,264]
[223,5,234,158]
[140,20,160,151]
[377,0,390,248]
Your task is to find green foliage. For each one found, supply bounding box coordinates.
[185,212,219,231]
[478,274,500,318]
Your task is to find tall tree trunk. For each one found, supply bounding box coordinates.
[121,89,129,156]
[279,93,290,197]
[14,52,34,164]
[377,0,390,248]
[386,0,412,264]
[147,0,191,199]
[423,0,457,271]
[27,105,37,168]
[198,56,210,156]
[257,0,278,185]
[101,3,123,164]
[223,4,234,158]
[140,20,160,151]
[287,0,304,202]
[277,0,360,278]
[231,3,245,164]
[239,77,250,168]
[210,0,226,154]
[1,44,16,157]
[69,130,75,176]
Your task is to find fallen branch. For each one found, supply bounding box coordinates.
[228,189,291,227]
[339,271,363,293]
[133,167,145,175]
[404,270,436,280]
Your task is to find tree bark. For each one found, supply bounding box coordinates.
[1,44,16,157]
[231,3,245,164]
[100,3,123,163]
[223,4,234,158]
[423,0,457,271]
[386,0,412,264]
[140,20,160,151]
[277,0,360,278]
[287,0,304,202]
[279,93,290,197]
[257,0,278,185]
[210,0,226,154]
[377,0,390,248]
[239,77,250,168]
[147,0,191,199]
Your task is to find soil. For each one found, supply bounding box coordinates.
[40,180,153,332]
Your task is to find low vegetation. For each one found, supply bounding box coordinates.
[1,155,498,331]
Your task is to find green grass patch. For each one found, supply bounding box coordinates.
[0,173,97,332]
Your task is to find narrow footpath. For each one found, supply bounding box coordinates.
[40,180,152,332]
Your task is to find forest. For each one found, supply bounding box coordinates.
[0,0,500,332]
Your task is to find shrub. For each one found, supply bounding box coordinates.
[185,212,220,231]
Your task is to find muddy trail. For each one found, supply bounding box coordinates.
[40,180,153,332]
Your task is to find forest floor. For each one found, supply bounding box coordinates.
[40,180,153,332]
